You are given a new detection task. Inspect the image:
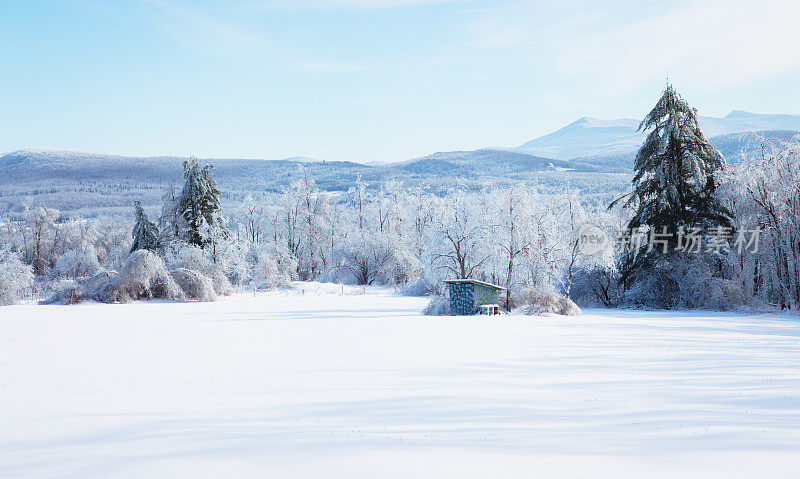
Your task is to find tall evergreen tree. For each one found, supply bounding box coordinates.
[178,157,224,248]
[611,85,732,287]
[130,201,160,253]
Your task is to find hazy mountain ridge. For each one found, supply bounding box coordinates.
[515,111,800,162]
[397,148,624,175]
[516,117,643,161]
[2,110,798,215]
[0,147,632,215]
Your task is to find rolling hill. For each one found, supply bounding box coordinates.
[2,110,798,215]
[0,148,631,215]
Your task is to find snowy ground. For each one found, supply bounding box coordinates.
[1,283,799,478]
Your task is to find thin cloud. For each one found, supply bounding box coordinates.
[142,0,269,56]
[463,0,800,94]
[250,0,475,11]
[140,0,377,72]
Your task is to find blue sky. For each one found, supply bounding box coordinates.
[2,0,800,163]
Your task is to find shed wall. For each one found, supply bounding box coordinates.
[474,284,499,309]
[449,282,475,315]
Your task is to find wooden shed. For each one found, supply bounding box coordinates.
[443,279,505,315]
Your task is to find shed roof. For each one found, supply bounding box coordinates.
[443,279,505,291]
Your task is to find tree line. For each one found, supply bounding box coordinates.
[2,85,799,311]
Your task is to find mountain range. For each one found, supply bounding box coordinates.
[1,111,798,214]
[513,110,800,166]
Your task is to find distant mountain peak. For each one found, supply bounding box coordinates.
[568,117,639,129]
[725,110,756,119]
[516,110,800,162]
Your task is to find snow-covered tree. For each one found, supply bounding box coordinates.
[178,158,224,248]
[239,195,266,244]
[427,188,491,280]
[130,201,160,253]
[330,233,400,285]
[611,84,732,288]
[722,138,800,310]
[158,185,184,247]
[0,251,34,305]
[404,185,436,259]
[19,207,59,275]
[282,168,330,279]
[54,244,100,279]
[95,250,185,303]
[246,243,291,290]
[493,185,535,306]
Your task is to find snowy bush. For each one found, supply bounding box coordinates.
[42,272,120,305]
[165,243,211,272]
[169,268,217,302]
[104,246,128,272]
[210,271,233,296]
[620,256,744,310]
[85,270,118,294]
[214,240,249,288]
[569,266,621,308]
[0,252,34,305]
[94,250,185,303]
[402,275,439,297]
[329,234,404,285]
[247,245,291,290]
[165,243,233,296]
[420,295,450,316]
[42,280,85,305]
[53,245,100,279]
[513,289,582,316]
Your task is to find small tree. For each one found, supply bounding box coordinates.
[157,185,183,247]
[0,252,34,305]
[611,84,732,288]
[178,157,224,248]
[429,188,490,280]
[130,201,160,253]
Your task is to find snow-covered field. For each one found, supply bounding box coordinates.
[1,284,799,478]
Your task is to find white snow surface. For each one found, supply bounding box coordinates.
[1,283,799,478]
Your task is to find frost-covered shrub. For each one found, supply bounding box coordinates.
[169,268,217,302]
[42,280,85,305]
[569,266,621,308]
[402,267,447,297]
[0,252,34,305]
[620,256,744,310]
[330,234,407,285]
[104,246,128,272]
[246,244,291,290]
[44,270,122,305]
[513,289,582,316]
[420,295,450,316]
[274,245,299,282]
[92,216,131,264]
[214,239,249,288]
[165,243,232,296]
[53,245,100,279]
[389,247,421,285]
[94,250,184,303]
[252,254,290,290]
[166,244,211,272]
[403,277,437,297]
[210,271,233,296]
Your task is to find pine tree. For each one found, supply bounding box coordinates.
[611,85,732,287]
[130,201,161,253]
[178,157,224,248]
